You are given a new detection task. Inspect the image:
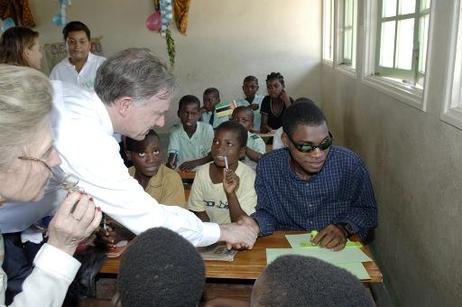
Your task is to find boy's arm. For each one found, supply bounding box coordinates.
[166,152,177,169]
[179,152,213,171]
[193,211,211,222]
[223,169,250,222]
[260,113,271,133]
[246,147,263,162]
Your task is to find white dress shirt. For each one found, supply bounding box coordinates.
[49,52,106,92]
[51,82,220,247]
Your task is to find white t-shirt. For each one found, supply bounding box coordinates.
[49,52,106,92]
[188,161,257,224]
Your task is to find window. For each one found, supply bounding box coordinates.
[375,0,431,88]
[442,0,462,129]
[322,0,335,62]
[338,0,357,69]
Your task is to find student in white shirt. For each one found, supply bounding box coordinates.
[49,21,105,92]
[51,48,257,249]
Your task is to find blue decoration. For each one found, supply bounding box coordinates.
[52,0,71,26]
[0,17,16,32]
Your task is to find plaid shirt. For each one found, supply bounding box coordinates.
[253,146,377,239]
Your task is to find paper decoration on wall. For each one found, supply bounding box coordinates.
[0,17,15,32]
[146,10,161,32]
[148,0,175,68]
[174,0,191,34]
[0,0,36,27]
[52,0,71,26]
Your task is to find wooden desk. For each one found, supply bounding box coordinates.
[178,170,196,184]
[100,231,382,283]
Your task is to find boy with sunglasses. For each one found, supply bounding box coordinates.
[249,98,378,251]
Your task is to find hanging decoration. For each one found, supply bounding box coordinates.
[0,17,15,32]
[148,0,175,68]
[52,0,71,26]
[0,0,36,27]
[173,0,191,35]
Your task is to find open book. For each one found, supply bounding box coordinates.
[197,242,238,262]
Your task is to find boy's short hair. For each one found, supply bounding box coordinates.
[63,21,91,41]
[266,72,285,88]
[203,87,220,100]
[252,255,374,307]
[216,120,248,148]
[178,94,200,111]
[282,98,326,137]
[125,129,159,153]
[243,75,259,85]
[232,106,254,121]
[118,227,205,307]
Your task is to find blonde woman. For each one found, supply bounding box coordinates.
[0,64,102,306]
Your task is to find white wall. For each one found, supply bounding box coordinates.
[321,1,462,306]
[30,0,322,132]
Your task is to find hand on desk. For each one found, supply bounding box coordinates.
[179,160,198,171]
[311,224,347,251]
[219,221,258,250]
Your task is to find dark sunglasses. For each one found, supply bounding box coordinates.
[286,132,333,153]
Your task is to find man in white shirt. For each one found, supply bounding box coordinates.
[51,48,257,249]
[49,21,105,92]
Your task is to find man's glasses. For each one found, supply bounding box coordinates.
[18,156,80,192]
[286,132,333,153]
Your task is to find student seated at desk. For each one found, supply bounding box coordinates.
[126,129,186,208]
[114,227,205,307]
[236,75,265,131]
[167,95,214,171]
[188,121,257,224]
[260,72,293,133]
[232,106,266,169]
[246,99,378,251]
[205,255,374,307]
[200,87,230,128]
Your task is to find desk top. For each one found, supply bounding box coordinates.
[100,231,383,283]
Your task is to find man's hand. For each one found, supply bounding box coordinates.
[237,215,260,234]
[219,222,258,250]
[223,168,239,195]
[311,224,347,251]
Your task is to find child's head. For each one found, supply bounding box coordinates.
[203,87,220,112]
[266,72,286,99]
[125,130,162,177]
[212,121,247,169]
[118,227,205,307]
[242,75,259,98]
[232,106,254,132]
[250,255,374,307]
[178,95,201,128]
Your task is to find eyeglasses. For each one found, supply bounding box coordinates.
[286,132,333,153]
[18,156,80,192]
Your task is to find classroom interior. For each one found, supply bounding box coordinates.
[22,0,461,306]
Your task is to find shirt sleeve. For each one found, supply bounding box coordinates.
[252,162,277,236]
[260,96,270,115]
[167,127,180,154]
[56,121,219,247]
[7,244,81,307]
[236,166,257,216]
[253,137,266,154]
[188,167,207,212]
[336,164,378,240]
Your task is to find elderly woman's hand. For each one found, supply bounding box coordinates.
[47,192,103,255]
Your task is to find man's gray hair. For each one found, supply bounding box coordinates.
[94,48,176,106]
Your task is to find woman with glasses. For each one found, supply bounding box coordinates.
[0,65,102,306]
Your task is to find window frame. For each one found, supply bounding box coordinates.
[336,0,358,72]
[322,0,336,64]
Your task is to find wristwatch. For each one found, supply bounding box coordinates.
[336,223,353,238]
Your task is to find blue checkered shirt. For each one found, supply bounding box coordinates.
[253,146,377,239]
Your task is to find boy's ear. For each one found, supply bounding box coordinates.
[115,97,134,117]
[281,132,290,147]
[239,146,246,159]
[177,110,181,118]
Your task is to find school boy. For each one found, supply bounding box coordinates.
[200,87,230,128]
[188,121,257,224]
[167,95,214,171]
[126,130,186,207]
[236,75,265,131]
[232,106,266,169]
